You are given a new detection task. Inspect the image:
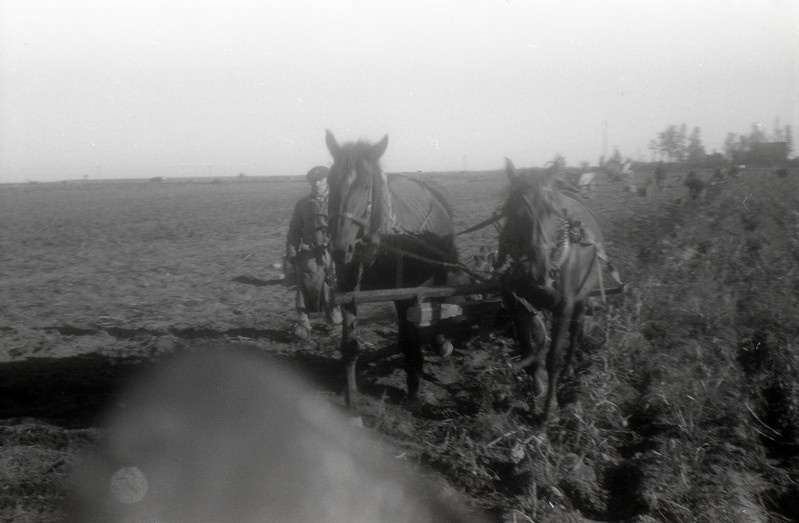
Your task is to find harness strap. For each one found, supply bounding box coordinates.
[551,219,571,268]
[591,241,623,286]
[378,243,487,282]
[596,250,606,303]
[455,211,506,236]
[548,218,623,303]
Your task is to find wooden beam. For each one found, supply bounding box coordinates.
[333,282,501,305]
[333,282,626,305]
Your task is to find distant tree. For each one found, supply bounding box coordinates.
[749,123,766,145]
[656,125,683,161]
[786,125,794,157]
[648,139,659,161]
[723,133,738,160]
[686,127,706,164]
[773,117,785,141]
[676,123,688,161]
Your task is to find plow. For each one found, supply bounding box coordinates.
[333,274,626,329]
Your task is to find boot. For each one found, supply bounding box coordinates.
[328,305,343,327]
[292,313,312,340]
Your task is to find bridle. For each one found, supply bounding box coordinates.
[328,166,382,257]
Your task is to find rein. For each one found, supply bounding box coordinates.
[454,211,506,236]
[332,179,495,283]
[375,242,491,282]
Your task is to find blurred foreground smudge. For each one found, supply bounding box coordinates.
[65,347,485,523]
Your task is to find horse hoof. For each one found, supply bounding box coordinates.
[292,324,311,340]
[437,340,454,358]
[403,395,424,412]
[533,381,544,398]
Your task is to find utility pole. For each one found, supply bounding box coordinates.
[602,120,608,165]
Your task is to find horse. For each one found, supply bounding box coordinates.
[497,158,606,422]
[325,130,459,408]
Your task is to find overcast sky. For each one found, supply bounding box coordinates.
[1,0,797,183]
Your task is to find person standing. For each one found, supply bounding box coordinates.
[285,166,342,339]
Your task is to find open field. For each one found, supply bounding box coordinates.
[1,167,798,521]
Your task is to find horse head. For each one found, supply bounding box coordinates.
[325,130,390,266]
[498,158,561,284]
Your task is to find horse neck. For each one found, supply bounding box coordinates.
[530,204,560,274]
[505,188,560,280]
[367,168,395,238]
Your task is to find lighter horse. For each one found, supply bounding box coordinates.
[498,159,606,422]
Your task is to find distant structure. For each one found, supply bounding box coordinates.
[732,141,789,167]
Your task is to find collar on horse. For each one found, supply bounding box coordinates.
[505,203,622,307]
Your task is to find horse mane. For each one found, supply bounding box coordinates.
[501,167,562,221]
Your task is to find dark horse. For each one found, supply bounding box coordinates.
[498,159,606,422]
[325,130,458,407]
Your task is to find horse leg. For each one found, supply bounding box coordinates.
[513,309,548,398]
[341,299,360,407]
[431,266,453,357]
[337,266,362,408]
[543,303,573,422]
[395,299,423,402]
[563,301,585,379]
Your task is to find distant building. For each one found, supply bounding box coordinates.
[732,141,788,166]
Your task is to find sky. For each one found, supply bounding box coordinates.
[1,0,797,183]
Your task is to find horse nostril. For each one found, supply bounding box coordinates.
[346,244,354,255]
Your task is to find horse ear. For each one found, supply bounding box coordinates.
[325,129,340,157]
[505,158,520,184]
[372,135,389,159]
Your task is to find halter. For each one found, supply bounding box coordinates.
[329,166,395,261]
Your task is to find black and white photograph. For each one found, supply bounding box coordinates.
[1,1,797,521]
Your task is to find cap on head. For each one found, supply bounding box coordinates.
[306,166,329,181]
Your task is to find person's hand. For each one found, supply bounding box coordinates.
[283,256,297,286]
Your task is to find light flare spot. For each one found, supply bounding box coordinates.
[109,466,149,504]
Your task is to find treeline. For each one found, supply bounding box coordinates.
[647,120,793,166]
